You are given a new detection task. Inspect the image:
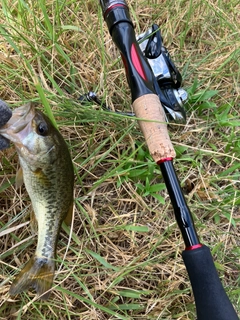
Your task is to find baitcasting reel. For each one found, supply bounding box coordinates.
[137,24,187,123]
[80,24,188,123]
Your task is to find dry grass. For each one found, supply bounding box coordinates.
[0,0,239,319]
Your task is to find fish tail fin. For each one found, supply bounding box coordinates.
[9,256,55,300]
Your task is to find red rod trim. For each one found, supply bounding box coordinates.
[185,244,203,251]
[157,157,173,164]
[104,4,125,19]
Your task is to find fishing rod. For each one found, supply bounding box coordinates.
[99,1,239,319]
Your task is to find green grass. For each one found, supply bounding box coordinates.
[0,0,239,319]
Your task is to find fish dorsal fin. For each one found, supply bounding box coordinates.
[16,167,24,189]
[63,202,73,226]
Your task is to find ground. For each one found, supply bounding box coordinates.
[0,0,239,319]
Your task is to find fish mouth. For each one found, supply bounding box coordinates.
[0,103,35,144]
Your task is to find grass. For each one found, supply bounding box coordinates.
[0,0,239,319]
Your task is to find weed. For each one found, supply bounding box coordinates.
[0,0,239,319]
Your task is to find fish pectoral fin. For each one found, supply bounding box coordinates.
[33,168,51,186]
[15,167,24,189]
[9,256,55,300]
[63,202,74,226]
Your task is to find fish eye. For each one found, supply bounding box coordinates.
[37,122,48,136]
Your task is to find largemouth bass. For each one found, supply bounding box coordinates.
[0,102,74,299]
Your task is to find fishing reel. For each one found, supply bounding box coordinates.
[137,24,187,123]
[80,24,187,123]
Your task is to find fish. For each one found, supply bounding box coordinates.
[0,102,74,299]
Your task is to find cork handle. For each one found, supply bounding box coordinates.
[132,94,176,162]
